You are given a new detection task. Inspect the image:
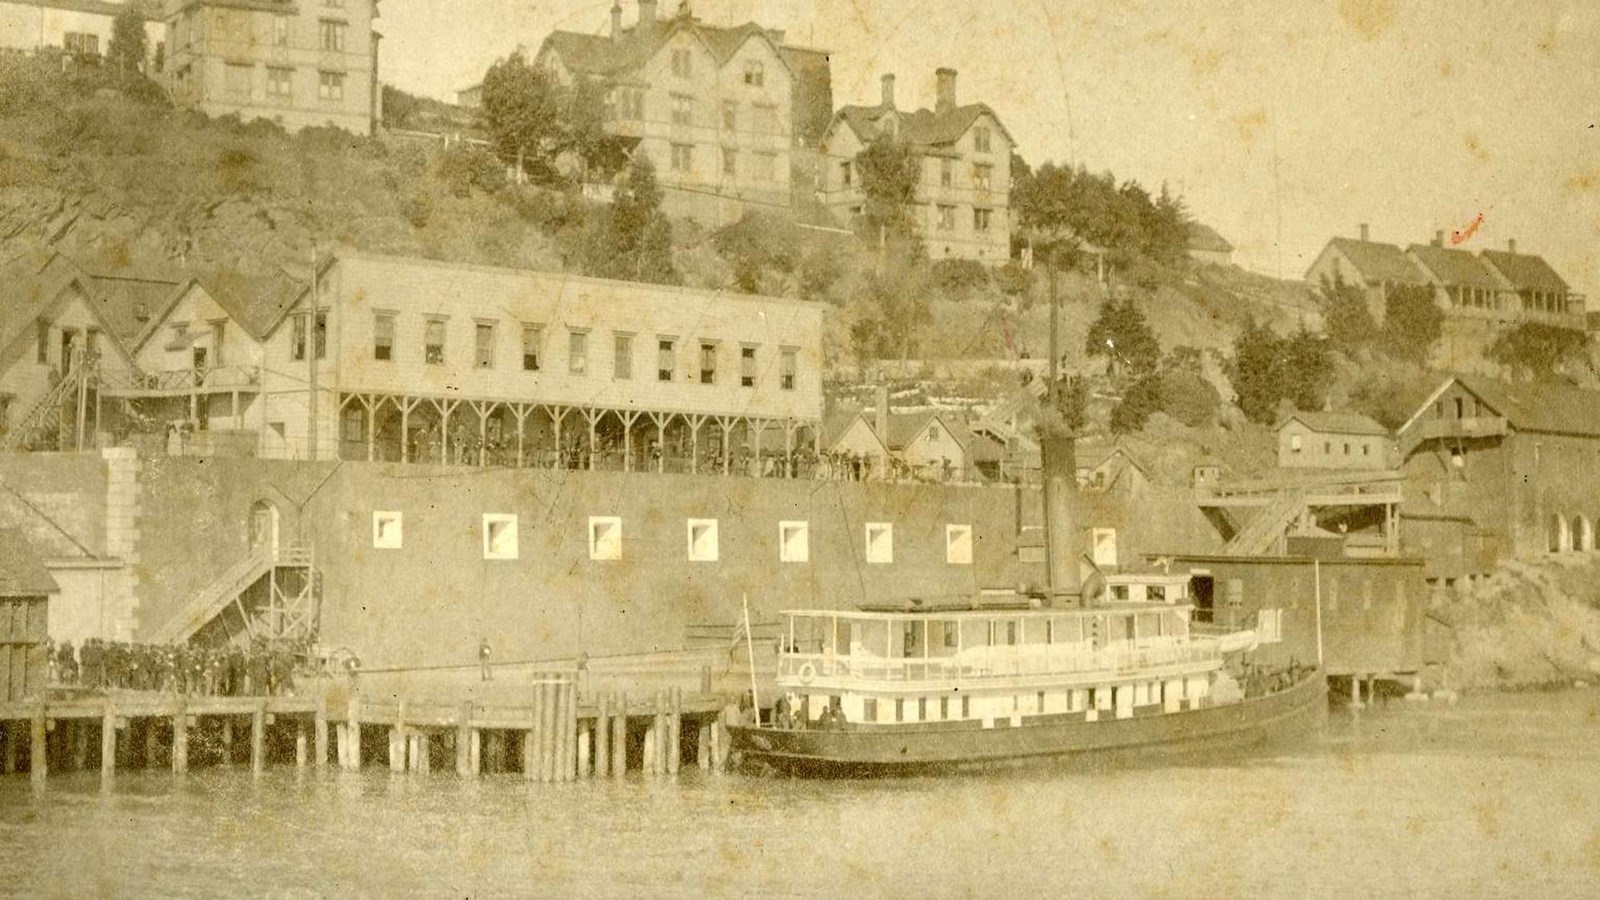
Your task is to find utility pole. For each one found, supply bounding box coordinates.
[1041,248,1080,604]
[307,245,318,462]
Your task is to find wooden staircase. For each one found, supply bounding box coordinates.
[145,545,319,645]
[1221,488,1306,556]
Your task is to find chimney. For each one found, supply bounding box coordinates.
[1433,230,1444,248]
[1358,223,1369,242]
[1508,237,1518,255]
[611,2,622,39]
[936,67,957,113]
[876,385,890,440]
[881,73,895,109]
[638,0,657,31]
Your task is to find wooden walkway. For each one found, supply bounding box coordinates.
[0,674,742,785]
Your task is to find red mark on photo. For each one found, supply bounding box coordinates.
[1450,213,1484,246]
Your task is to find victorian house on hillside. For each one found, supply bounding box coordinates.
[164,0,383,135]
[817,69,1015,264]
[533,0,831,226]
[1303,224,1431,323]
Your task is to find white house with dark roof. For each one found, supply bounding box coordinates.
[1277,411,1392,471]
[532,1,831,225]
[1479,239,1586,330]
[817,68,1015,263]
[1185,222,1234,267]
[0,0,165,62]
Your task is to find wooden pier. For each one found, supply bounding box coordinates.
[0,674,739,785]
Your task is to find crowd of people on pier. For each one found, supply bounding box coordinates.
[46,638,309,696]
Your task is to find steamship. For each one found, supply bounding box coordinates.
[728,351,1327,775]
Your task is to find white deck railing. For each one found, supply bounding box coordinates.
[777,639,1220,688]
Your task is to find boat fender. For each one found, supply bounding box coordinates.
[798,662,817,685]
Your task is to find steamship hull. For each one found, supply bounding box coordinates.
[728,668,1326,778]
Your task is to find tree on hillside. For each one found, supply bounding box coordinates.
[855,134,921,248]
[1085,296,1160,378]
[1486,322,1589,380]
[847,251,935,361]
[1318,274,1377,355]
[561,78,627,181]
[1380,284,1444,364]
[1147,183,1191,266]
[480,50,564,178]
[382,84,424,130]
[1228,320,1287,424]
[1282,328,1333,411]
[583,155,677,285]
[1014,161,1190,272]
[106,5,148,78]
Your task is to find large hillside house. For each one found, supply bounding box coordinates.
[1396,375,1600,580]
[0,0,165,63]
[1277,411,1393,471]
[532,1,831,226]
[1303,225,1431,323]
[818,69,1015,264]
[164,0,382,135]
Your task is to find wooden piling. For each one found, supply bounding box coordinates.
[144,718,161,769]
[654,691,667,776]
[415,733,430,774]
[314,697,329,769]
[578,725,591,780]
[172,695,188,775]
[346,693,363,771]
[390,699,406,774]
[667,688,682,776]
[697,722,711,771]
[611,694,627,777]
[486,730,504,774]
[567,682,580,781]
[72,721,89,771]
[1,724,14,774]
[642,725,655,775]
[594,693,610,779]
[541,680,558,784]
[708,711,722,773]
[30,705,47,785]
[455,702,473,777]
[100,700,116,781]
[295,720,309,768]
[250,702,266,775]
[469,729,481,776]
[524,683,541,782]
[552,681,567,783]
[221,717,234,765]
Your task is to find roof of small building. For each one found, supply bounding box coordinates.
[883,411,943,449]
[1186,222,1233,253]
[1447,375,1600,439]
[1479,249,1571,293]
[832,101,1013,153]
[1323,237,1428,285]
[1407,243,1505,289]
[0,529,59,598]
[1279,411,1390,437]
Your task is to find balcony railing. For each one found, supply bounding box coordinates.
[776,639,1220,690]
[100,365,262,394]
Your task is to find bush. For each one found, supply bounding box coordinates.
[1487,322,1588,379]
[1380,284,1444,363]
[930,258,990,299]
[401,191,434,228]
[994,261,1034,297]
[437,144,505,198]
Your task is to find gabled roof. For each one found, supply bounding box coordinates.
[1406,243,1505,290]
[830,101,1014,152]
[1320,238,1428,285]
[1480,249,1570,293]
[0,529,59,598]
[821,408,884,451]
[1400,375,1600,439]
[0,251,137,366]
[1186,222,1233,253]
[883,410,944,450]
[1278,411,1389,437]
[77,260,186,347]
[538,14,800,81]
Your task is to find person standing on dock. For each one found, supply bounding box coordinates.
[479,638,493,682]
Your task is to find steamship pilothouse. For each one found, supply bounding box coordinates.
[728,575,1327,776]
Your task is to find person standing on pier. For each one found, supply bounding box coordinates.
[479,638,493,682]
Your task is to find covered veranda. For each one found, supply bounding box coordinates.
[336,391,821,477]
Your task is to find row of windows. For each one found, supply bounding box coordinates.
[223,64,346,103]
[1287,434,1375,457]
[370,511,974,565]
[298,313,802,390]
[670,144,779,179]
[664,94,780,132]
[840,159,995,192]
[934,205,995,232]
